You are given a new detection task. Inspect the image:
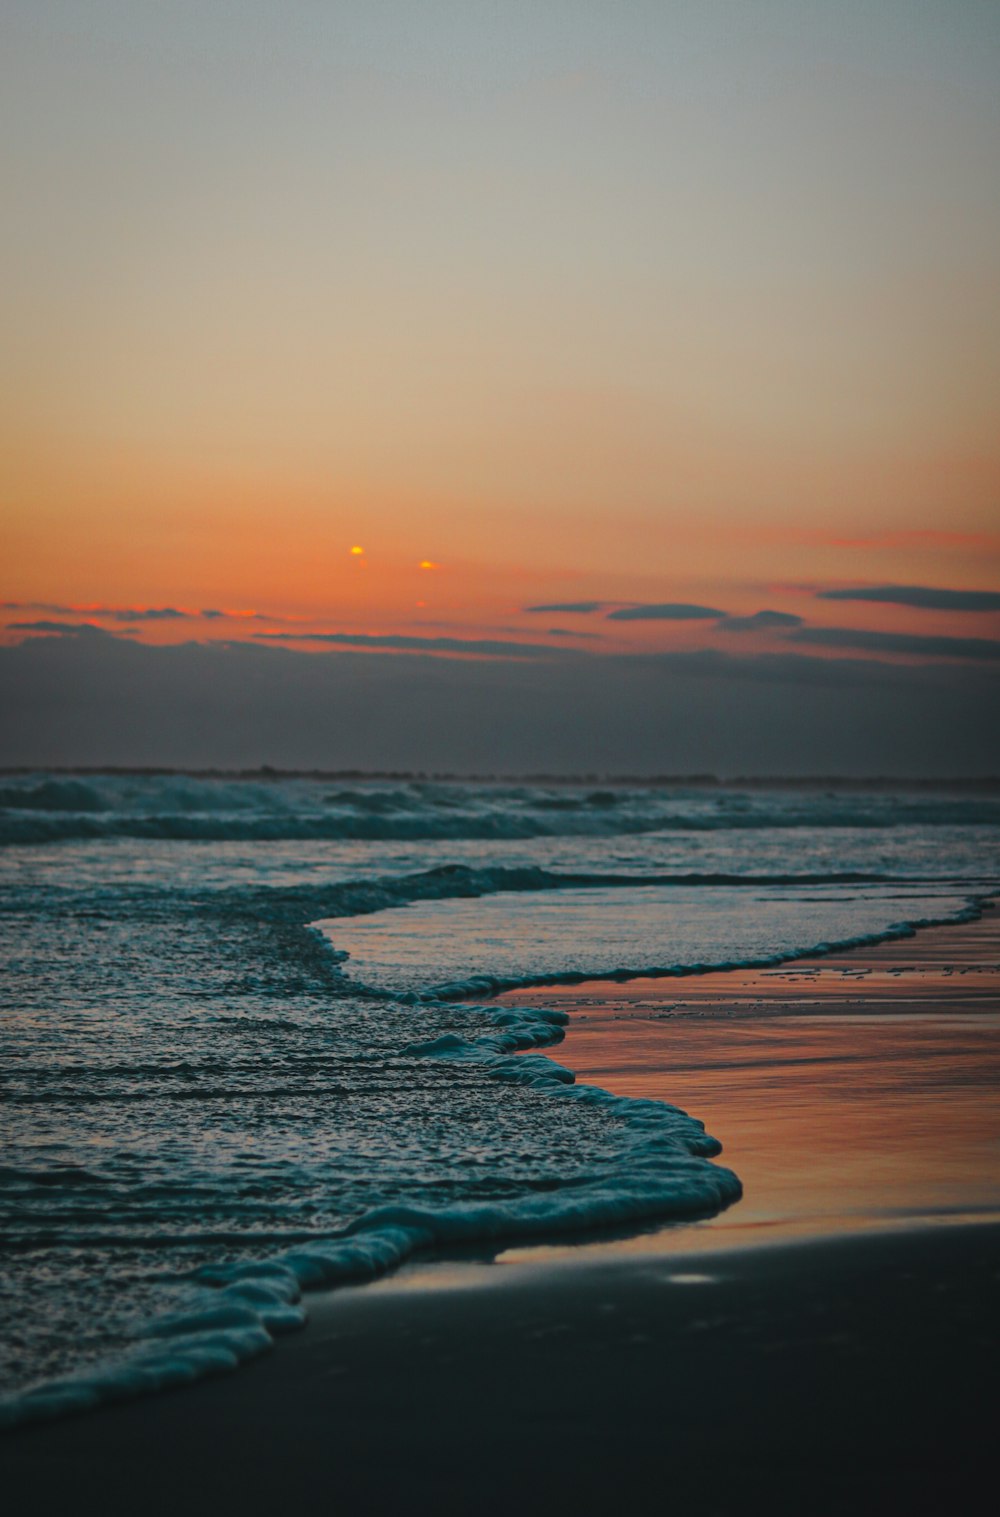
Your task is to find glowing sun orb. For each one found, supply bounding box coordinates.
[419,560,438,570]
[350,545,364,556]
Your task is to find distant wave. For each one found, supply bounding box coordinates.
[2,773,998,844]
[0,780,110,813]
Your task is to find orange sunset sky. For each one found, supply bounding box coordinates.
[1,2,999,772]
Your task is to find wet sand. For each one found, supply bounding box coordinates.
[4,911,999,1516]
[500,907,1000,1249]
[3,1222,998,1517]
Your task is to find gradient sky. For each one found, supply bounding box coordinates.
[2,2,998,769]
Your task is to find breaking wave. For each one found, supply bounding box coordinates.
[1,773,997,845]
[0,995,738,1428]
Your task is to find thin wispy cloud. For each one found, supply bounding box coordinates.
[720,611,805,633]
[2,602,76,615]
[5,620,134,638]
[818,585,1000,613]
[201,609,285,623]
[524,602,605,614]
[2,602,285,625]
[255,632,564,658]
[106,607,188,623]
[607,603,724,622]
[2,602,191,623]
[789,627,1000,662]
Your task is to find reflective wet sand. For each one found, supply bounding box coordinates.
[500,909,1000,1243]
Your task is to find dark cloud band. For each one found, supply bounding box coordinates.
[2,634,995,775]
[790,627,1000,661]
[524,602,604,614]
[607,603,723,622]
[720,611,804,632]
[818,585,1000,613]
[255,632,561,658]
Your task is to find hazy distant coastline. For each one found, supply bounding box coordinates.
[1,766,998,791]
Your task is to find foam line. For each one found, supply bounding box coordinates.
[0,997,737,1431]
[405,899,990,1001]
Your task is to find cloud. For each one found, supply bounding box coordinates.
[817,585,1000,613]
[546,627,603,639]
[107,607,189,623]
[3,602,192,623]
[720,610,805,632]
[2,602,286,626]
[524,601,604,614]
[789,627,1000,662]
[2,602,72,614]
[607,603,724,622]
[255,631,564,658]
[619,646,917,688]
[201,609,282,622]
[5,620,131,638]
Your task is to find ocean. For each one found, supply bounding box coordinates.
[1,773,997,1426]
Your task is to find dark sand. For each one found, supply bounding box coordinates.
[4,911,999,1516]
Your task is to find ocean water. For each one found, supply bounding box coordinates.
[1,774,996,1426]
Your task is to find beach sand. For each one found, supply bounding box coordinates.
[4,911,998,1516]
[501,905,1000,1249]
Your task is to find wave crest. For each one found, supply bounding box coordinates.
[2,773,997,845]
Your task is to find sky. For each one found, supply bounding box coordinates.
[2,2,998,772]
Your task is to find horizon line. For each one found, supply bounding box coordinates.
[1,767,998,791]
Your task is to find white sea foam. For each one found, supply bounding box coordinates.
[319,883,984,1000]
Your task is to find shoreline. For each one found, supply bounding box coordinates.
[329,883,995,1005]
[4,911,999,1513]
[497,904,1000,1257]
